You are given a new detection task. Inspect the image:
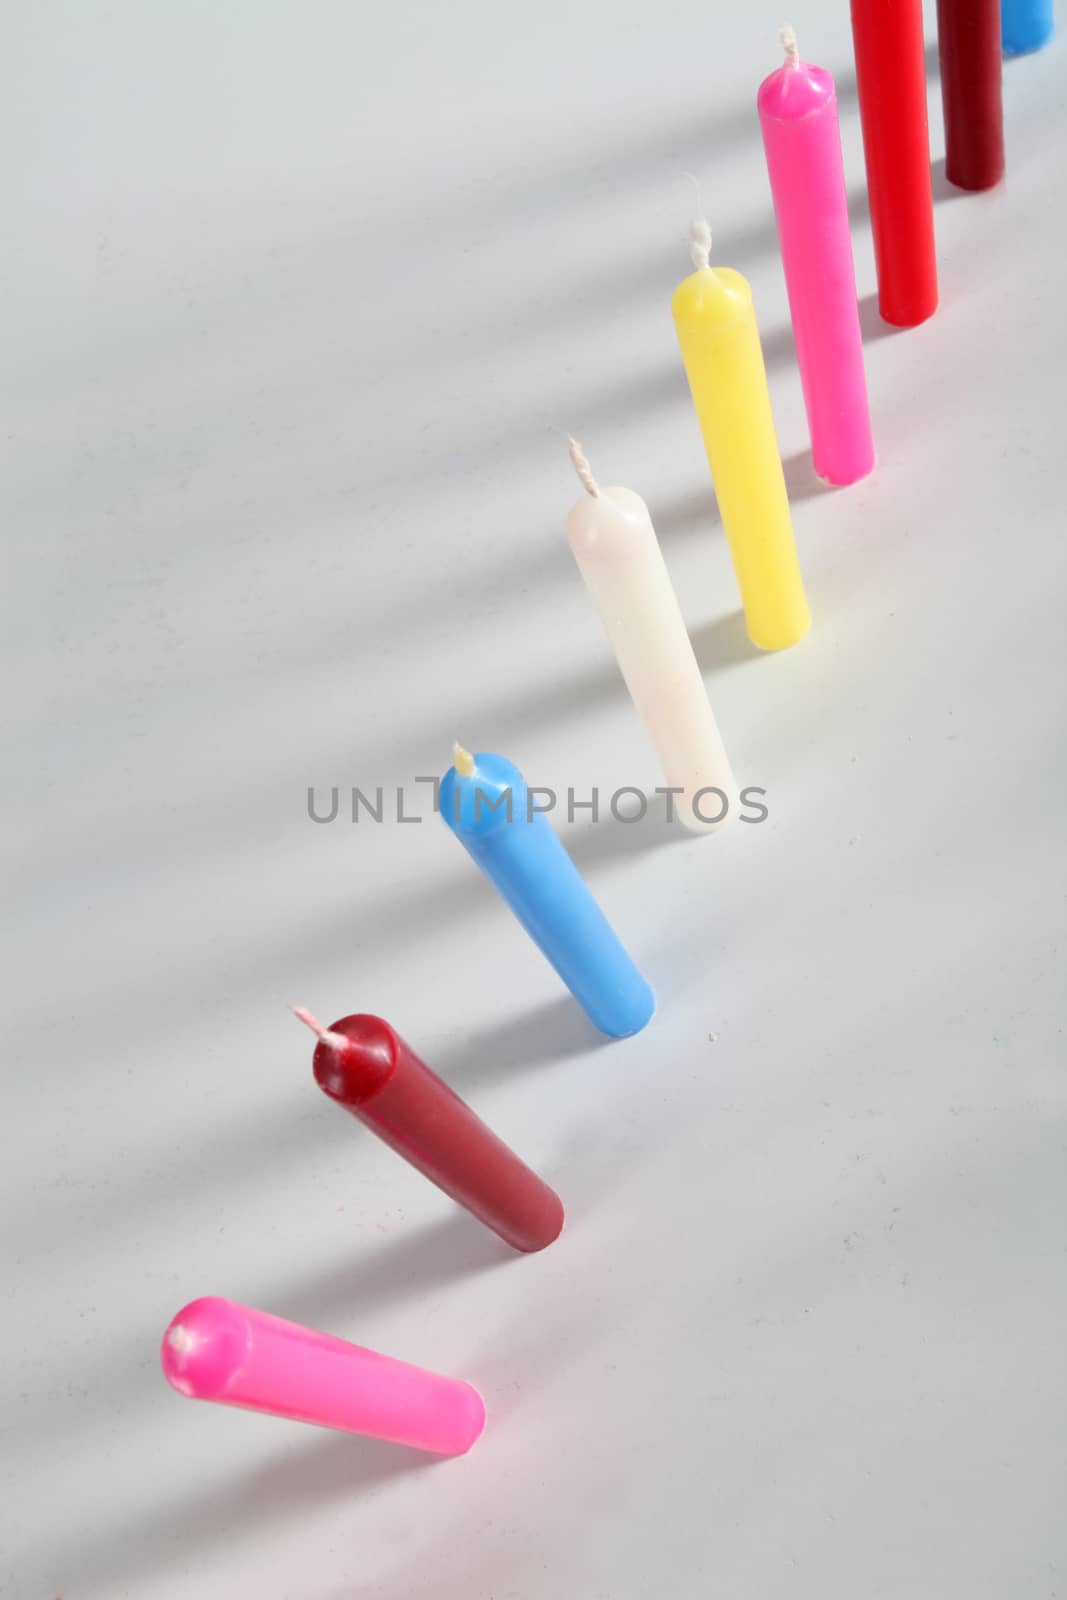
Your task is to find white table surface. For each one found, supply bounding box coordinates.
[3,3,1065,1596]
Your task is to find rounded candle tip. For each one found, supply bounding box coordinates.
[688,217,712,271]
[161,1297,251,1400]
[452,742,475,778]
[779,24,800,66]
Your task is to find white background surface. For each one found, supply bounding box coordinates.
[3,2,1065,1596]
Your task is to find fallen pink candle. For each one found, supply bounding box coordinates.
[161,1296,486,1457]
[758,27,874,486]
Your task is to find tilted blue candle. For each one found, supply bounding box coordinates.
[1001,0,1054,53]
[439,750,654,1039]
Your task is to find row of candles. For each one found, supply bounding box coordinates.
[161,4,1048,1461]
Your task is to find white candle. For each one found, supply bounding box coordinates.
[565,440,735,834]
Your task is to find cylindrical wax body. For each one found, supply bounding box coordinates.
[312,1013,564,1253]
[1002,0,1054,52]
[439,752,654,1038]
[566,486,735,832]
[938,0,1004,190]
[851,0,938,327]
[758,56,875,486]
[161,1297,485,1456]
[672,264,811,652]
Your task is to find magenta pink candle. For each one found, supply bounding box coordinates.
[758,29,875,487]
[161,1297,486,1457]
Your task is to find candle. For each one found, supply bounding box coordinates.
[161,1296,485,1456]
[1002,0,1054,53]
[565,439,735,832]
[758,29,875,487]
[439,745,654,1038]
[294,1006,564,1253]
[938,0,1005,191]
[672,219,811,653]
[850,0,938,327]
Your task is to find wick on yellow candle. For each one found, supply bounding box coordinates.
[452,742,475,778]
[290,1005,349,1052]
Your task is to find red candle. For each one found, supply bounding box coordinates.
[294,1008,564,1254]
[937,0,1004,191]
[850,0,938,327]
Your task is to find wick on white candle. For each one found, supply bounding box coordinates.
[779,24,800,67]
[167,1324,194,1355]
[290,1005,350,1052]
[689,217,713,271]
[567,437,600,499]
[452,742,475,778]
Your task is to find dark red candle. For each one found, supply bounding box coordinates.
[851,0,938,327]
[937,0,1004,191]
[295,1008,564,1254]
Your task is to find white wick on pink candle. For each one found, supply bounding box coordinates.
[568,437,600,499]
[290,1005,350,1052]
[779,24,800,67]
[167,1323,194,1355]
[688,217,712,271]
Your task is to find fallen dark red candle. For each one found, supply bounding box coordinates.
[295,1008,564,1254]
[850,0,938,327]
[937,0,1004,192]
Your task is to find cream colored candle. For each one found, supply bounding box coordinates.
[565,440,735,834]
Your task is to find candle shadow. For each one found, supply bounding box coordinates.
[0,1322,168,1465]
[431,993,610,1095]
[783,449,835,504]
[689,612,763,674]
[652,482,721,541]
[930,156,973,205]
[761,319,798,373]
[0,1089,359,1291]
[267,1212,514,1336]
[857,293,907,344]
[45,1429,435,1598]
[566,790,701,870]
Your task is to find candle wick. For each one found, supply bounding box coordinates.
[688,217,713,271]
[290,1005,349,1051]
[567,437,600,498]
[452,742,476,778]
[779,24,800,67]
[167,1324,194,1355]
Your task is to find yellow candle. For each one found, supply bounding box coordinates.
[672,219,811,652]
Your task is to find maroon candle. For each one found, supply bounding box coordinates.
[295,1008,564,1253]
[937,0,1005,191]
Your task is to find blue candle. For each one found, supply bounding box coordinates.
[1002,0,1054,53]
[439,746,654,1039]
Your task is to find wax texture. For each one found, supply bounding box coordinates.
[439,751,654,1038]
[938,0,1004,190]
[567,485,735,830]
[758,57,875,486]
[1002,0,1054,52]
[672,265,811,651]
[851,0,938,327]
[161,1297,486,1456]
[312,1012,564,1252]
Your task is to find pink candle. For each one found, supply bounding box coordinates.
[161,1296,486,1457]
[758,28,875,487]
